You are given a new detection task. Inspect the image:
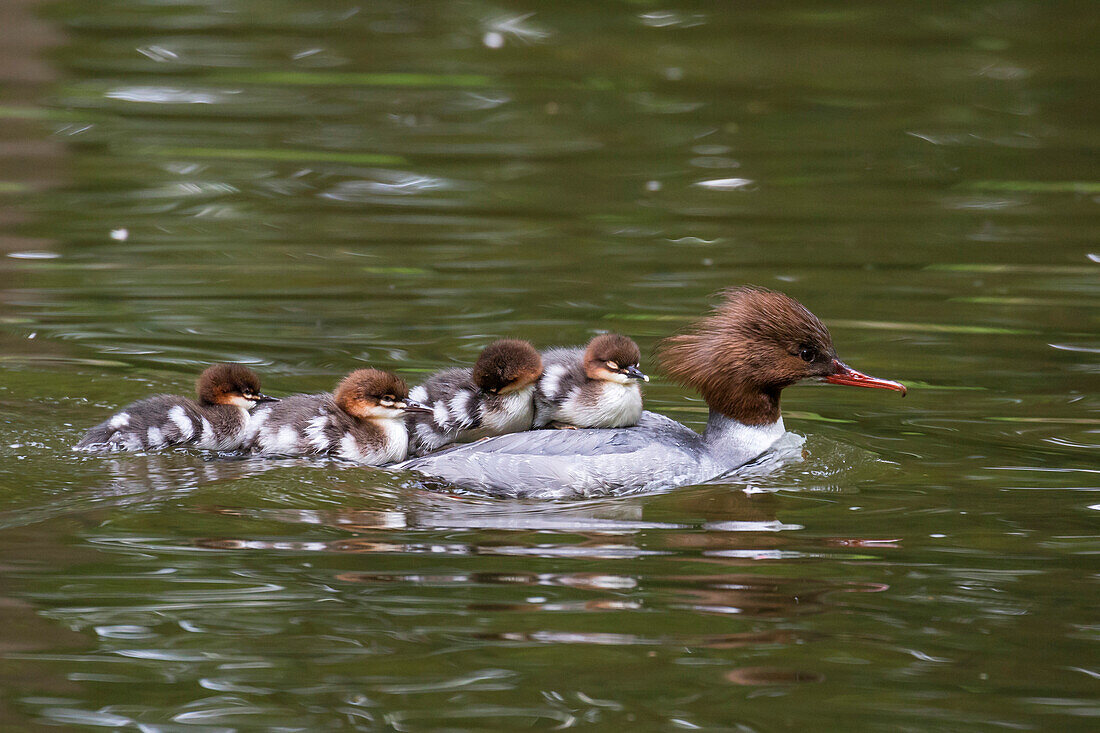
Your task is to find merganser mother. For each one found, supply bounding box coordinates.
[398,288,906,498]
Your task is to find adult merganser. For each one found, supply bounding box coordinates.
[534,333,649,429]
[244,368,430,465]
[408,339,543,456]
[398,288,906,498]
[74,363,276,452]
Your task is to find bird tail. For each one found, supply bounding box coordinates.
[73,422,117,451]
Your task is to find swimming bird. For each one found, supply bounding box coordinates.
[408,339,543,456]
[74,363,276,452]
[534,333,649,429]
[244,368,430,465]
[398,288,906,498]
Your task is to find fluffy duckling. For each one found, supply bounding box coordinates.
[408,339,544,456]
[534,333,648,429]
[75,363,276,452]
[244,368,429,465]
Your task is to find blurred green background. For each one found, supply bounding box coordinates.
[0,1,1096,730]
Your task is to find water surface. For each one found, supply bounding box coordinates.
[1,1,1097,730]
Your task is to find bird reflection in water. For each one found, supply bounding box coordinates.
[188,484,892,635]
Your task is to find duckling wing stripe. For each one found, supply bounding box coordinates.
[533,348,586,427]
[75,395,202,451]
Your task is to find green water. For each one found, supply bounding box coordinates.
[1,1,1097,730]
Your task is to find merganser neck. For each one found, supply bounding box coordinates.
[704,382,782,426]
[702,409,786,465]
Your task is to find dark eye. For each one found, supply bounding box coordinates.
[799,347,815,362]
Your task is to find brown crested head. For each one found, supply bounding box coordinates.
[472,339,543,394]
[196,363,268,406]
[657,288,838,424]
[583,333,645,381]
[334,368,412,419]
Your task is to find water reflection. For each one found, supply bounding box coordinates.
[7,475,906,729]
[0,453,271,530]
[725,667,824,685]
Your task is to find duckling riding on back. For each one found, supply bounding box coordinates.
[408,339,543,456]
[534,333,649,430]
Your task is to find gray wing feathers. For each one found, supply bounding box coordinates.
[534,347,585,427]
[399,411,707,497]
[408,368,482,455]
[419,368,481,431]
[75,395,204,451]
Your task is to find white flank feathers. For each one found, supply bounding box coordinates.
[168,406,193,439]
[197,417,216,449]
[449,393,469,417]
[339,433,361,461]
[415,421,445,453]
[306,415,330,452]
[433,401,450,426]
[540,364,567,399]
[273,426,299,453]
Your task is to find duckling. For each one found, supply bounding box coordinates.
[244,368,429,465]
[534,333,649,429]
[74,363,276,452]
[408,339,544,456]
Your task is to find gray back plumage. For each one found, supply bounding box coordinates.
[397,411,714,499]
[408,367,481,455]
[533,347,586,426]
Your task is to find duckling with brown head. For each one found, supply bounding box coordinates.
[534,333,649,429]
[408,339,543,456]
[244,368,429,465]
[75,363,276,452]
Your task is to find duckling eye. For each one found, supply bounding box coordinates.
[799,347,816,362]
[606,361,618,370]
[380,395,395,406]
